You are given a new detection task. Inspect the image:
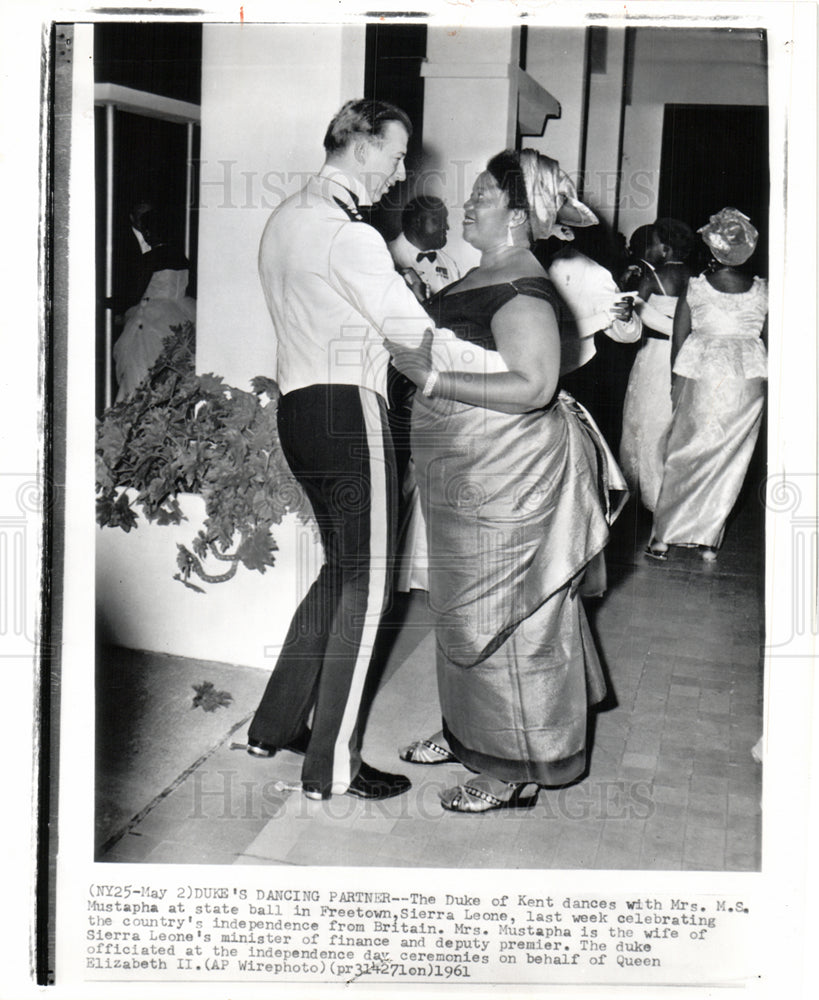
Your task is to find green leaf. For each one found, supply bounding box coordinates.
[250,375,279,397]
[191,680,233,712]
[155,498,185,526]
[96,421,128,464]
[95,454,114,491]
[235,528,278,572]
[96,493,116,528]
[197,373,226,394]
[97,491,138,532]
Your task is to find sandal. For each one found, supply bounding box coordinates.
[399,738,456,765]
[440,781,540,813]
[644,543,668,562]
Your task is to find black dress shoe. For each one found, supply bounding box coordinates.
[246,739,276,758]
[247,728,311,758]
[346,762,411,800]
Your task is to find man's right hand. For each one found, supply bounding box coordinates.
[611,294,636,323]
[384,328,435,387]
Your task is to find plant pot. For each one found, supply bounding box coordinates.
[96,491,323,669]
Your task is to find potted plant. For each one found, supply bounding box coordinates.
[95,324,313,591]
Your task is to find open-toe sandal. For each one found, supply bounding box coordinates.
[440,782,539,813]
[399,738,456,765]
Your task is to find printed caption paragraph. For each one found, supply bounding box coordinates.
[82,883,756,984]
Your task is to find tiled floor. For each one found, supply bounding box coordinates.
[97,476,763,871]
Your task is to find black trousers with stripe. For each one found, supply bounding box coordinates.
[248,384,397,796]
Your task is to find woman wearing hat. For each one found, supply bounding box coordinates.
[646,208,768,562]
[387,150,627,812]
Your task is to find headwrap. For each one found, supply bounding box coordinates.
[518,149,598,241]
[698,207,758,266]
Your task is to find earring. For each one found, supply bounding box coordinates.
[505,224,516,247]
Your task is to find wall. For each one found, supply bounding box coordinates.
[515,26,768,239]
[583,30,628,224]
[619,27,768,239]
[420,25,522,273]
[524,28,587,179]
[196,23,366,390]
[506,26,629,225]
[517,26,627,224]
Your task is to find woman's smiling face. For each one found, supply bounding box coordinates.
[462,171,513,251]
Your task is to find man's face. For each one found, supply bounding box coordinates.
[360,122,408,204]
[417,207,449,251]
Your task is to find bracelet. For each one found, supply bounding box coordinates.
[422,369,440,398]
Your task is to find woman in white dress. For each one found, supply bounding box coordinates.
[646,209,767,562]
[619,219,694,511]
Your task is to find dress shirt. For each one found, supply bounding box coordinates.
[548,251,642,374]
[132,226,151,254]
[258,166,434,399]
[388,231,461,297]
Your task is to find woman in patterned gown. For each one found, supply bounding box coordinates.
[646,209,767,562]
[388,150,627,812]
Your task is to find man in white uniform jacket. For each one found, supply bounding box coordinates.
[248,99,434,801]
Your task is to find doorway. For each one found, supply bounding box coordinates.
[363,23,427,240]
[94,23,202,413]
[658,104,769,275]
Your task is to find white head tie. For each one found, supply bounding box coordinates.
[518,149,598,241]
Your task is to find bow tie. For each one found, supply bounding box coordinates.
[416,251,437,263]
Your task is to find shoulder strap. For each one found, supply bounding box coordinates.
[641,258,670,296]
[653,270,669,296]
[332,195,364,222]
[507,276,561,311]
